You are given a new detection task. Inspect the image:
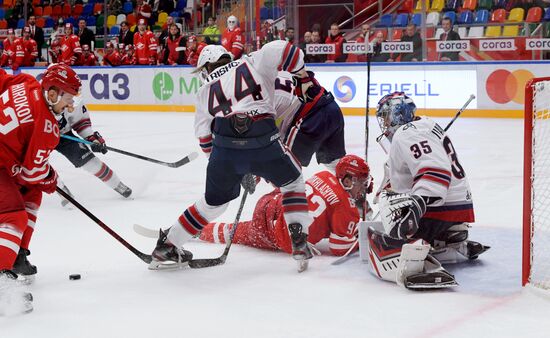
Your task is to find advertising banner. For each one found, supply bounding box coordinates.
[479,39,516,51]
[380,42,414,54]
[343,43,373,54]
[525,39,550,50]
[436,40,471,52]
[305,44,335,55]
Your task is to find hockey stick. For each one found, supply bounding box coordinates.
[331,210,380,266]
[444,94,475,132]
[365,33,371,161]
[187,189,249,269]
[56,187,153,264]
[133,223,162,238]
[60,134,198,168]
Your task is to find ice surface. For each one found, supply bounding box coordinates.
[2,113,549,338]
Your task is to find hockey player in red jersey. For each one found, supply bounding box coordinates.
[136,0,152,23]
[161,23,186,65]
[21,27,38,67]
[185,35,207,67]
[200,155,373,256]
[80,44,98,66]
[121,44,136,65]
[134,19,158,65]
[368,92,490,289]
[221,15,244,60]
[48,38,61,64]
[59,23,82,65]
[102,42,122,66]
[0,64,81,313]
[0,28,24,70]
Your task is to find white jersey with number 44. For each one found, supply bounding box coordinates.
[194,40,305,139]
[388,117,474,223]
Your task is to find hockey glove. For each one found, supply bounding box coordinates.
[37,168,58,194]
[86,131,108,154]
[292,70,322,103]
[379,191,426,240]
[241,173,259,195]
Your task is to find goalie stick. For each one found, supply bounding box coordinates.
[56,187,153,264]
[60,134,198,168]
[444,94,475,132]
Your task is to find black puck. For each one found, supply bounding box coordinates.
[69,274,81,280]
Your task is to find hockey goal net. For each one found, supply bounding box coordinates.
[524,77,550,289]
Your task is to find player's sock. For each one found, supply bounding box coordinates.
[82,157,122,190]
[19,203,38,250]
[0,211,27,271]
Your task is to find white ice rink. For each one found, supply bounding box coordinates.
[2,112,549,338]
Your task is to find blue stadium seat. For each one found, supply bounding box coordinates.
[65,17,76,26]
[0,9,5,19]
[411,13,422,26]
[474,9,489,23]
[45,17,55,28]
[393,13,409,27]
[273,7,283,20]
[260,7,269,20]
[83,4,93,16]
[445,0,460,11]
[176,0,186,11]
[123,1,134,14]
[110,25,120,35]
[376,14,394,27]
[17,18,26,28]
[86,16,97,27]
[544,8,550,21]
[443,11,457,24]
[458,10,473,24]
[169,11,180,18]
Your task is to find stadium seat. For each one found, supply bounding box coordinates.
[443,11,456,24]
[123,1,134,14]
[170,11,180,19]
[376,14,394,27]
[458,10,474,24]
[273,7,283,20]
[96,14,105,29]
[491,8,506,23]
[435,28,444,38]
[63,3,71,17]
[82,4,93,16]
[17,18,25,28]
[176,0,186,11]
[508,8,525,22]
[0,20,7,29]
[127,13,137,25]
[414,0,430,13]
[43,5,53,17]
[370,29,388,41]
[426,11,440,26]
[526,7,543,23]
[502,25,519,36]
[392,29,403,41]
[260,7,269,20]
[444,0,460,11]
[398,0,414,13]
[110,25,120,35]
[0,9,5,19]
[93,3,103,14]
[545,8,550,21]
[36,17,45,28]
[65,17,75,26]
[475,9,489,23]
[32,0,40,5]
[461,0,477,11]
[485,25,502,37]
[158,12,168,24]
[431,0,444,11]
[458,26,467,38]
[468,26,484,37]
[393,13,409,27]
[34,6,43,16]
[478,0,492,10]
[52,5,62,18]
[86,16,96,27]
[106,15,116,29]
[74,4,83,17]
[495,0,508,8]
[412,13,422,26]
[45,17,55,28]
[116,14,126,25]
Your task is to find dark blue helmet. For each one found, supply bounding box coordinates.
[376,92,416,139]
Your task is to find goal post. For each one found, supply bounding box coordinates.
[523,76,550,288]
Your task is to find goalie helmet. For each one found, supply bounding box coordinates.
[227,15,238,30]
[376,91,416,140]
[41,63,82,96]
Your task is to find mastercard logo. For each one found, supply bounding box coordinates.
[486,69,534,104]
[333,76,356,103]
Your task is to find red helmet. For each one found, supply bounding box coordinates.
[41,63,82,96]
[336,155,370,181]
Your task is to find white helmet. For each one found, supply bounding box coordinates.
[227,15,238,30]
[197,45,232,81]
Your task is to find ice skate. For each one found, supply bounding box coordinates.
[149,229,193,270]
[404,256,458,290]
[59,183,74,207]
[0,270,33,315]
[288,223,313,272]
[460,240,490,260]
[114,182,132,198]
[12,249,37,284]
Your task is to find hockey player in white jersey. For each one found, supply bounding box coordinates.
[150,41,316,269]
[56,96,132,202]
[368,92,489,289]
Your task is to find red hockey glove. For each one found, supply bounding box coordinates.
[86,131,108,154]
[37,168,58,194]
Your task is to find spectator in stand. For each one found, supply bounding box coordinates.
[121,44,136,65]
[162,23,186,65]
[439,17,460,61]
[285,27,295,44]
[78,19,96,50]
[133,18,158,65]
[80,44,98,66]
[50,18,65,46]
[185,35,207,66]
[136,0,153,25]
[221,15,244,59]
[102,42,122,66]
[300,31,311,51]
[348,24,371,62]
[118,21,135,47]
[21,27,38,67]
[28,16,45,61]
[60,23,83,66]
[371,30,390,62]
[48,39,61,64]
[325,23,346,63]
[159,16,174,52]
[390,24,422,62]
[157,0,175,14]
[11,0,33,28]
[1,29,24,70]
[203,16,221,44]
[305,30,326,63]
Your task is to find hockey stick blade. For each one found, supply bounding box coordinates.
[56,187,153,264]
[133,224,166,238]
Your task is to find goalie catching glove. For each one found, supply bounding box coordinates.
[379,191,427,240]
[86,131,107,154]
[292,70,322,103]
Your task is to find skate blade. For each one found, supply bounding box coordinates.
[148,259,189,271]
[15,275,35,285]
[297,260,308,273]
[405,281,458,290]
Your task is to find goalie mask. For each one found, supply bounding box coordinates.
[227,15,238,30]
[336,155,373,202]
[376,92,416,141]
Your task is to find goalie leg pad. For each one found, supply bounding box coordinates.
[396,240,430,288]
[367,226,407,283]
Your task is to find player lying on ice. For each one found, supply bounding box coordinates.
[368,92,489,289]
[55,94,133,206]
[199,155,373,256]
[0,64,81,314]
[149,41,320,270]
